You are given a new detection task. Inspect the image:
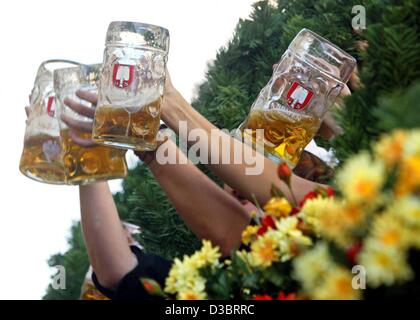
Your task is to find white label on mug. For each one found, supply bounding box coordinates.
[113,63,135,89]
[286,82,314,110]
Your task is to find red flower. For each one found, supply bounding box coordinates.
[257,226,266,236]
[277,292,297,300]
[299,191,317,207]
[326,187,334,197]
[253,294,273,300]
[346,242,363,265]
[262,215,276,229]
[257,215,276,236]
[277,163,292,185]
[291,207,300,215]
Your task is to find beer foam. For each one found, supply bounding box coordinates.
[26,114,60,138]
[137,86,162,107]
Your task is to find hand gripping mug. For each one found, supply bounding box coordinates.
[93,21,170,151]
[19,59,79,184]
[54,64,128,185]
[238,29,356,167]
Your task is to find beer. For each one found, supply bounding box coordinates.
[237,29,356,166]
[19,134,65,183]
[240,109,320,166]
[94,21,169,151]
[92,98,162,151]
[20,59,80,184]
[60,128,127,185]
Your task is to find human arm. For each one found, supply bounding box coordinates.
[64,91,250,256]
[161,80,320,206]
[79,182,137,289]
[140,138,251,255]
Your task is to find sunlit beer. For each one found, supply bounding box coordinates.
[19,60,79,184]
[93,99,162,150]
[20,134,65,183]
[239,29,356,167]
[60,128,128,184]
[54,64,128,185]
[93,21,170,151]
[242,109,320,166]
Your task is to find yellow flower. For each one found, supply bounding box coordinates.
[165,256,201,295]
[312,267,361,300]
[274,217,312,261]
[241,225,259,245]
[374,130,406,167]
[300,197,354,247]
[395,155,420,196]
[236,249,252,265]
[165,240,220,297]
[249,231,279,268]
[263,197,292,218]
[191,240,221,268]
[371,212,409,249]
[392,196,420,228]
[336,152,385,204]
[357,238,413,288]
[405,227,420,250]
[178,290,206,300]
[293,242,334,292]
[402,130,420,158]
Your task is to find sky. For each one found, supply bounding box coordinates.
[0,0,255,299]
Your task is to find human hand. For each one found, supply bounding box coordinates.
[61,90,98,147]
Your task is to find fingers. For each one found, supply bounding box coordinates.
[61,114,93,133]
[349,67,361,91]
[64,97,96,119]
[69,130,96,148]
[339,84,351,98]
[76,89,98,105]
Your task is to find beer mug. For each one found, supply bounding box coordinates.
[19,59,79,184]
[238,29,356,167]
[54,64,128,185]
[93,21,170,151]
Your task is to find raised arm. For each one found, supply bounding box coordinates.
[161,77,320,206]
[139,139,251,255]
[64,91,251,258]
[79,182,137,289]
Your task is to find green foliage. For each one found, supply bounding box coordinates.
[43,222,89,300]
[375,82,420,132]
[333,0,420,161]
[114,164,201,259]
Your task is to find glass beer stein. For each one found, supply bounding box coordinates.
[54,64,128,185]
[93,21,170,151]
[19,59,79,184]
[238,29,356,167]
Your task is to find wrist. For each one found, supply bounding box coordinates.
[161,89,189,124]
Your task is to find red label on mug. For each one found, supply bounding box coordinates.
[46,96,55,117]
[113,64,135,88]
[286,82,314,110]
